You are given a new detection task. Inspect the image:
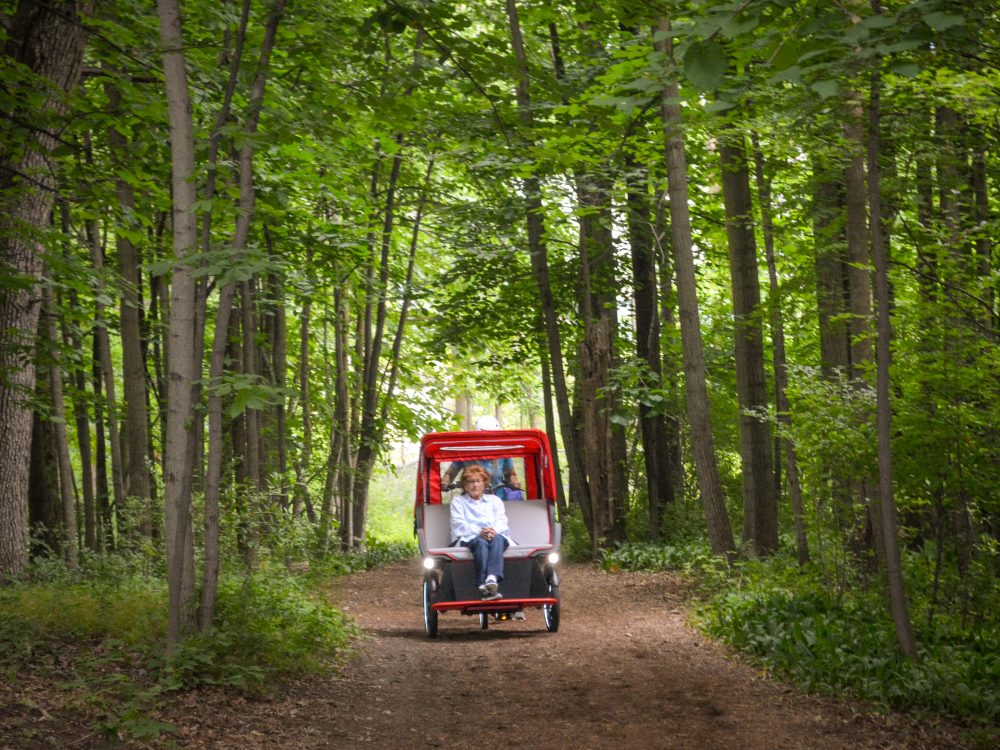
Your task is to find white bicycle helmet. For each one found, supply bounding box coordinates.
[474,415,501,431]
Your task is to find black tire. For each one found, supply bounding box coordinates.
[543,583,560,633]
[479,612,489,630]
[423,577,438,638]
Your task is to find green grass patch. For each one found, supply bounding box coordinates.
[0,542,402,744]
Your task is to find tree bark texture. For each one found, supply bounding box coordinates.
[844,99,873,377]
[0,0,91,580]
[626,164,675,540]
[86,221,126,529]
[811,160,850,377]
[719,135,777,555]
[655,18,734,558]
[158,0,200,652]
[869,65,918,660]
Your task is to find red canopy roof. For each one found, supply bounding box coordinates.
[415,429,558,507]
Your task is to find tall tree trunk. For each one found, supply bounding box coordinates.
[970,146,994,329]
[158,0,200,655]
[58,203,99,549]
[812,157,851,378]
[86,220,127,531]
[844,102,873,377]
[64,310,97,550]
[868,55,917,660]
[105,82,154,536]
[537,324,566,512]
[654,195,686,509]
[348,152,401,549]
[844,95,881,563]
[626,160,675,540]
[330,282,352,553]
[28,410,61,555]
[292,248,314,521]
[91,334,113,548]
[268,260,289,511]
[576,175,628,549]
[201,0,286,624]
[42,285,78,569]
[719,133,777,556]
[0,0,90,581]
[654,18,734,558]
[505,0,591,525]
[752,135,809,565]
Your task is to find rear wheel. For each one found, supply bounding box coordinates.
[543,583,560,632]
[423,578,438,638]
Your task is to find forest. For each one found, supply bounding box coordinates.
[1,0,998,745]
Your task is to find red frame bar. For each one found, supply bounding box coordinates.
[432,597,558,613]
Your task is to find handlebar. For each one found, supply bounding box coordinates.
[442,481,521,494]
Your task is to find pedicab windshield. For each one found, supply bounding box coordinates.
[415,429,558,507]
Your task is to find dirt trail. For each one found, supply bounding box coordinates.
[139,558,968,750]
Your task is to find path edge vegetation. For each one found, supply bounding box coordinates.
[595,525,999,742]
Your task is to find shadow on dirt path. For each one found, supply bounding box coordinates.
[138,559,973,750]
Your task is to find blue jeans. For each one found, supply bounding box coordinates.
[461,535,509,585]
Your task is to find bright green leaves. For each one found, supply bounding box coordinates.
[684,40,727,92]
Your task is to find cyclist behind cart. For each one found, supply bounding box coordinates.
[442,416,524,501]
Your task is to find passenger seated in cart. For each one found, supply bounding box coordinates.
[442,416,525,500]
[449,465,512,600]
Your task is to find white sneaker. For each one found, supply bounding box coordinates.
[479,576,498,597]
[513,611,526,621]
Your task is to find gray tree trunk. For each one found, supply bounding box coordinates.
[86,221,126,533]
[868,61,917,660]
[158,0,200,655]
[655,18,734,558]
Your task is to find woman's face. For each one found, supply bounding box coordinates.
[463,476,486,499]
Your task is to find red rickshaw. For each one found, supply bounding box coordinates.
[414,428,562,637]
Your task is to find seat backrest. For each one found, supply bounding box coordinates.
[418,500,554,553]
[419,503,453,553]
[505,500,552,546]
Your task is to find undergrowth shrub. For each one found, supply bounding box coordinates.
[600,540,716,576]
[168,569,358,689]
[699,580,1000,721]
[559,505,595,562]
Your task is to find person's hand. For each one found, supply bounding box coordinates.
[480,527,496,540]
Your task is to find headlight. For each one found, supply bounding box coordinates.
[422,557,436,570]
[547,552,560,565]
